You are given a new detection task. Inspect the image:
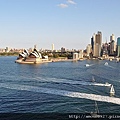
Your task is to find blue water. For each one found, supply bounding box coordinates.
[0,56,120,113]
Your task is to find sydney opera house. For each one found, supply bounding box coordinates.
[15,48,49,64]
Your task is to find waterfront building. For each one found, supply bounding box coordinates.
[73,53,79,60]
[78,50,83,59]
[0,48,5,53]
[110,40,116,55]
[61,47,66,53]
[86,44,92,56]
[102,42,109,58]
[109,34,116,55]
[5,47,10,52]
[117,37,120,57]
[92,31,102,57]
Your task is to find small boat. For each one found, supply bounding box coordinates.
[110,85,115,96]
[85,64,90,67]
[105,82,111,87]
[104,62,108,66]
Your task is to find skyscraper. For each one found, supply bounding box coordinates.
[91,35,94,51]
[110,34,116,55]
[86,44,91,56]
[117,37,120,57]
[91,33,95,56]
[93,31,102,57]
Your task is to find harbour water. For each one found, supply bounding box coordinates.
[0,56,120,113]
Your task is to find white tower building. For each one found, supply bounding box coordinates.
[52,44,54,51]
[110,34,115,41]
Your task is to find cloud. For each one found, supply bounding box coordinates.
[67,0,76,4]
[57,3,68,8]
[57,0,76,9]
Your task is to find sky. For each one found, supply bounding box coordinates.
[0,0,120,50]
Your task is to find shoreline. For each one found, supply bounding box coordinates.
[1,55,119,64]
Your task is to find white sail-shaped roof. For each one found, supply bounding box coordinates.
[24,49,29,56]
[38,52,42,58]
[22,51,28,57]
[31,52,39,58]
[19,53,26,58]
[33,51,39,56]
[33,49,42,58]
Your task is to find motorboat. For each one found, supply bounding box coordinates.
[85,64,90,67]
[91,82,111,87]
[105,82,111,87]
[90,79,111,87]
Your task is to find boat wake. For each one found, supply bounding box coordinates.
[0,74,111,87]
[35,77,111,87]
[104,62,115,69]
[0,83,120,105]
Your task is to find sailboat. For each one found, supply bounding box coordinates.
[110,85,115,96]
[104,62,108,66]
[90,101,100,118]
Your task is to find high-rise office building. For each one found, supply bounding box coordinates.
[91,34,94,51]
[117,37,120,57]
[86,44,91,56]
[91,33,95,55]
[110,34,116,55]
[110,41,116,55]
[93,31,102,57]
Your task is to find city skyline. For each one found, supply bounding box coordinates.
[0,0,120,49]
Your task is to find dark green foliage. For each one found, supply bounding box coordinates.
[0,52,19,56]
